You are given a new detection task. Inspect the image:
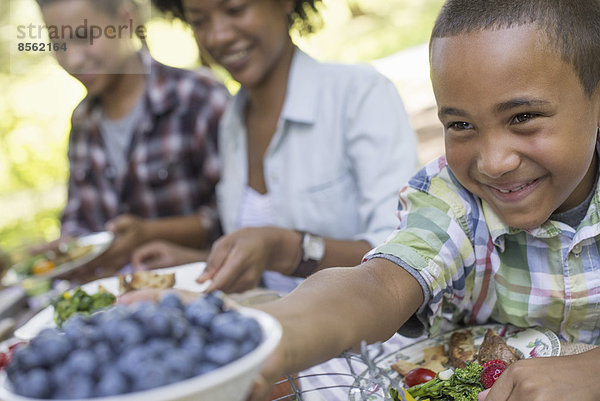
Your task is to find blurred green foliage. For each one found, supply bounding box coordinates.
[0,0,444,255]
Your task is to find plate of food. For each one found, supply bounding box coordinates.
[14,263,209,340]
[2,232,114,285]
[349,323,560,401]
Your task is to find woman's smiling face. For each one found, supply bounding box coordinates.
[430,25,600,229]
[183,0,294,89]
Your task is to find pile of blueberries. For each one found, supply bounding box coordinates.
[5,292,263,399]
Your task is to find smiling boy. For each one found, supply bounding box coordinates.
[242,0,600,400]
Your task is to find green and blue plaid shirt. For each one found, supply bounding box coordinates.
[366,155,600,344]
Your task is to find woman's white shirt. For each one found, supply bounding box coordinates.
[216,48,418,247]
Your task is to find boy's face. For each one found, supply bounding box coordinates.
[431,25,600,229]
[41,0,136,96]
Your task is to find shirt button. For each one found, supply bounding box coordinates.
[572,243,583,255]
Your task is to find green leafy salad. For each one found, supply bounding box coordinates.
[52,287,116,326]
[391,363,484,401]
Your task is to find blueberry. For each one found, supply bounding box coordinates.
[203,291,225,310]
[210,312,252,343]
[13,346,45,370]
[61,313,87,332]
[154,309,177,337]
[105,319,145,352]
[93,341,115,365]
[203,340,241,366]
[181,329,206,361]
[162,349,195,383]
[194,362,219,376]
[53,374,94,399]
[31,331,72,364]
[169,313,190,341]
[65,321,101,349]
[117,346,153,377]
[95,369,129,397]
[130,364,169,391]
[185,300,219,329]
[159,293,184,310]
[239,339,258,357]
[64,349,97,376]
[130,302,160,325]
[243,316,263,344]
[14,368,51,398]
[145,338,177,357]
[50,362,72,388]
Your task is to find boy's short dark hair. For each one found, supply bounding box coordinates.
[431,0,600,97]
[151,0,322,35]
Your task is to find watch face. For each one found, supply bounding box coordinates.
[304,234,325,261]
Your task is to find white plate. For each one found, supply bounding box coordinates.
[14,263,209,340]
[3,232,115,285]
[349,323,560,400]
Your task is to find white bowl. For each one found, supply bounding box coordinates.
[0,307,281,401]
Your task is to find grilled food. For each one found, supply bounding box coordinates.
[477,328,521,365]
[449,330,477,368]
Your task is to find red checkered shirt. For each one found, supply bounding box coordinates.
[61,55,229,241]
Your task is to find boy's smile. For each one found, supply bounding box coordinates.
[430,25,600,230]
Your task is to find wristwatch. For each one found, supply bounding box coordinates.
[293,232,325,278]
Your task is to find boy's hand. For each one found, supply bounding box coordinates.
[116,288,202,305]
[246,340,286,401]
[480,349,600,401]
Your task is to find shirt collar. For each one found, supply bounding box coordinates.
[280,48,320,124]
[221,47,319,140]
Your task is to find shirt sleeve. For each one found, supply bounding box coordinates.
[364,176,477,336]
[344,70,419,247]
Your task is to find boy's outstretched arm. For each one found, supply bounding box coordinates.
[251,258,424,400]
[480,348,600,401]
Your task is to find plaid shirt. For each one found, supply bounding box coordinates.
[61,56,229,238]
[366,153,600,344]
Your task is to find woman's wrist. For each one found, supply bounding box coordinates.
[263,227,303,275]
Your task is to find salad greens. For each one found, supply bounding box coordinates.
[52,287,116,326]
[391,363,484,401]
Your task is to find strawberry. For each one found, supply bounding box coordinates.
[480,360,507,389]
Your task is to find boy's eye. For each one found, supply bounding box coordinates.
[447,121,473,131]
[512,113,538,124]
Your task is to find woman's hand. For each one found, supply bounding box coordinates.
[198,227,301,294]
[479,348,600,401]
[132,240,208,270]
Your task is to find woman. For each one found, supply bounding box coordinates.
[32,0,229,281]
[135,0,418,294]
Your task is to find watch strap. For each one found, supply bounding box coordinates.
[292,231,323,278]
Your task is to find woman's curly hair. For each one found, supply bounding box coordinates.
[151,0,322,35]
